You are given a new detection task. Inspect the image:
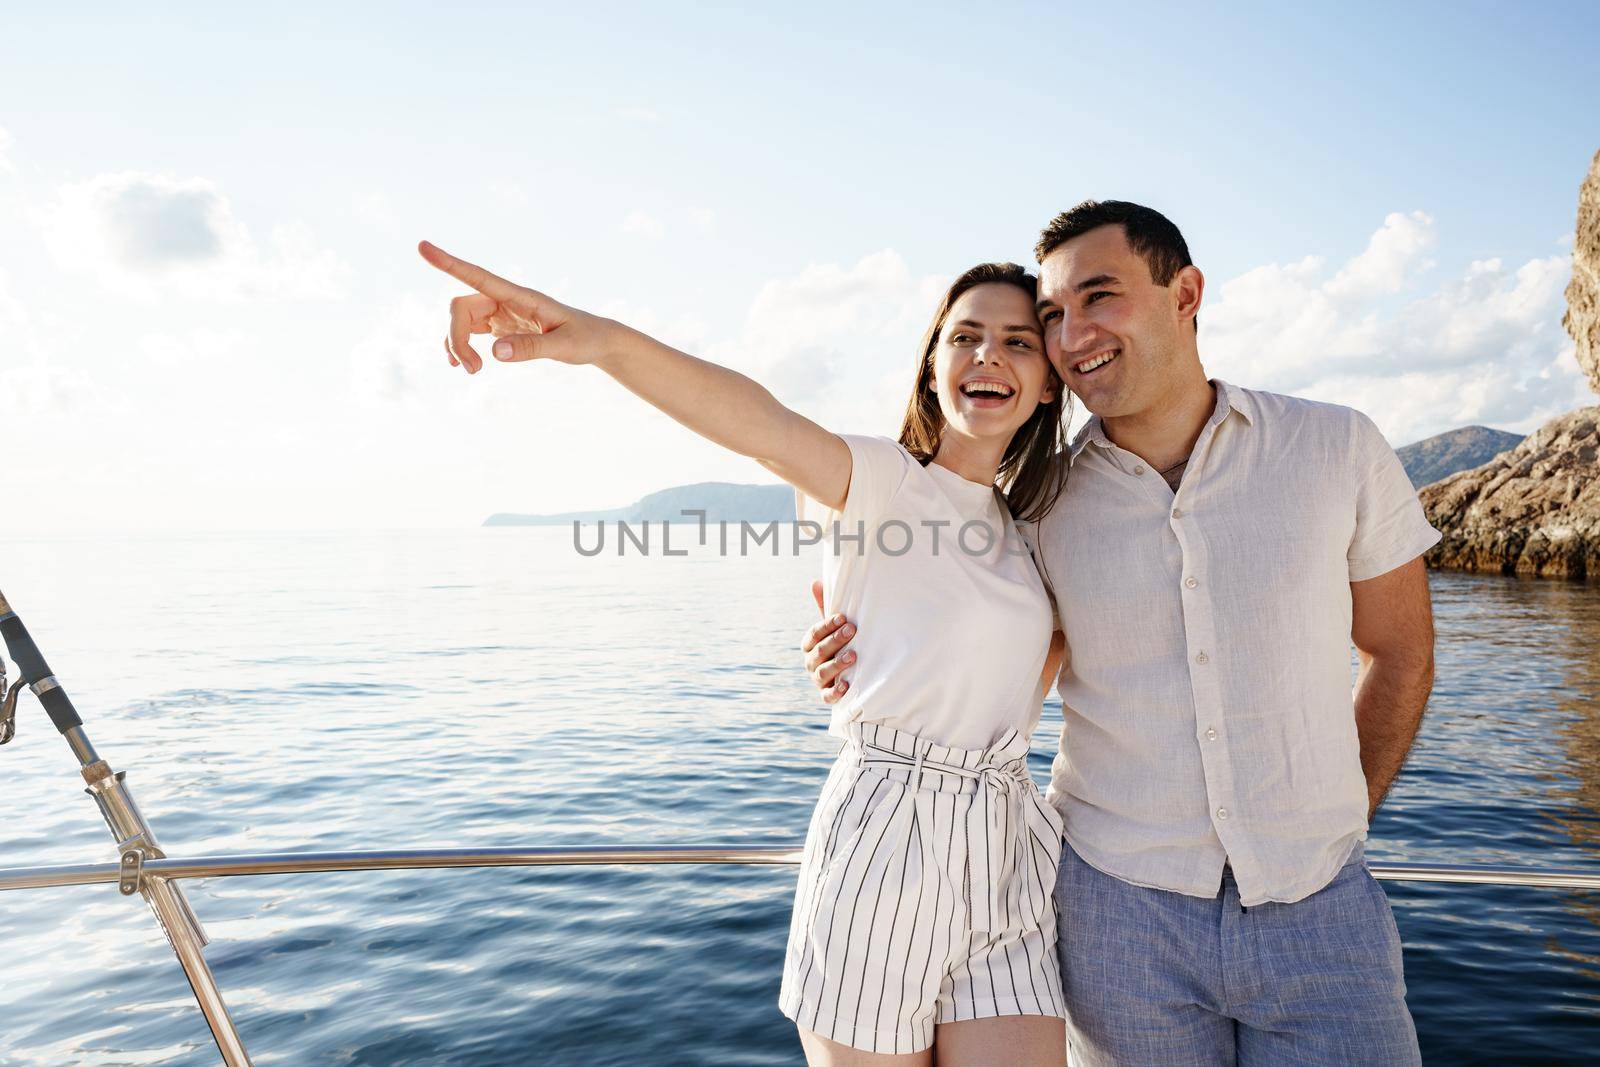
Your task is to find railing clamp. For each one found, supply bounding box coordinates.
[116,831,163,896]
[119,848,145,896]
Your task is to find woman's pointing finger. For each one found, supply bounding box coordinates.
[418,240,523,302]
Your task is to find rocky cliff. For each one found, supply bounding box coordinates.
[1421,151,1600,581]
[1421,407,1600,578]
[1566,150,1600,395]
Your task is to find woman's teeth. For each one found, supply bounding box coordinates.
[1075,349,1119,374]
[960,381,1014,398]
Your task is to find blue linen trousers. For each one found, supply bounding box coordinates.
[1054,840,1421,1066]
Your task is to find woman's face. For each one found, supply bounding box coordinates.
[931,283,1055,445]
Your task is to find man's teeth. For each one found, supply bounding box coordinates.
[1075,350,1119,374]
[961,381,1014,397]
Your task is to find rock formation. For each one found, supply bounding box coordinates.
[1421,408,1599,579]
[1421,151,1600,581]
[1566,150,1600,396]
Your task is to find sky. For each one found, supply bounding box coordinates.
[1,1,1596,534]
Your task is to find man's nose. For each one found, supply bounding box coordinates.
[1056,310,1096,357]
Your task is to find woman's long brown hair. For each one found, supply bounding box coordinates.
[897,262,1072,523]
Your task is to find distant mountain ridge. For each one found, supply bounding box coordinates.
[485,425,1525,528]
[484,481,796,526]
[1396,426,1525,488]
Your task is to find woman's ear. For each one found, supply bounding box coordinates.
[1040,370,1061,405]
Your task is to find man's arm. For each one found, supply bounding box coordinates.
[1350,555,1436,821]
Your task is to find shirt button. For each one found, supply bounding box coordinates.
[1205,727,1218,741]
[1133,465,1146,476]
[1185,577,1198,589]
[1195,651,1209,665]
[1216,808,1229,820]
[1172,507,1184,518]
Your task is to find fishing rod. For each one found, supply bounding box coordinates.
[0,587,254,1066]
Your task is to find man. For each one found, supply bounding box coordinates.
[801,201,1437,1065]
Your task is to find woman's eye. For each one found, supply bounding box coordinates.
[951,333,975,343]
[1007,337,1035,348]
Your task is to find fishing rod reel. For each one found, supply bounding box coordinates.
[0,646,22,745]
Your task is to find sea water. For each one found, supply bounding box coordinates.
[0,529,1595,1064]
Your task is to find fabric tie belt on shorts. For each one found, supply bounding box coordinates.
[850,723,1037,933]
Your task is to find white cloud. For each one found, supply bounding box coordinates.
[135,327,249,372]
[709,249,947,416]
[616,206,717,241]
[620,210,664,238]
[357,190,395,225]
[0,266,97,414]
[1324,210,1436,300]
[1202,214,1586,443]
[0,125,15,175]
[0,360,97,416]
[615,106,662,123]
[36,170,350,301]
[349,292,452,409]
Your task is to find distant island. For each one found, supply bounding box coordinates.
[485,426,1526,528]
[484,481,796,526]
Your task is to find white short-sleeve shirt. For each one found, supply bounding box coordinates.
[1036,380,1442,906]
[799,435,1054,750]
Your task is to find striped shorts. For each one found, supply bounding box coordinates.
[778,721,1067,1054]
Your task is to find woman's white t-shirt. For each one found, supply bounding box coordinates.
[797,434,1055,750]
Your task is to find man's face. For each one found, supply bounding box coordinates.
[1036,224,1191,420]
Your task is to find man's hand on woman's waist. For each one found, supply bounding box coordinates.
[802,580,858,705]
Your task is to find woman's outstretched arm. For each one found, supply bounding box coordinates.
[419,240,851,511]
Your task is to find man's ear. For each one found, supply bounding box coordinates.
[1174,264,1205,328]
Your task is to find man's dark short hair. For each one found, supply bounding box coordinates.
[1034,200,1193,286]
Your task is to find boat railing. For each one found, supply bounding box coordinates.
[5,845,1600,893]
[3,587,1599,1066]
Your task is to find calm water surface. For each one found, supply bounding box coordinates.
[0,530,1596,1064]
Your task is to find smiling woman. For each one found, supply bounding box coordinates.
[417,240,1076,1065]
[898,262,1072,525]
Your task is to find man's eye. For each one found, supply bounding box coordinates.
[1040,310,1061,323]
[1086,291,1112,304]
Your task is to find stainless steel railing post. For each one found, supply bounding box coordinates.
[79,738,253,1067]
[1,587,253,1067]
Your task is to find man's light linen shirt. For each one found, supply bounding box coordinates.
[1034,379,1441,907]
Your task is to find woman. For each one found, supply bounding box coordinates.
[419,241,1072,1066]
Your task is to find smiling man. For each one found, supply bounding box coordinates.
[803,201,1439,1065]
